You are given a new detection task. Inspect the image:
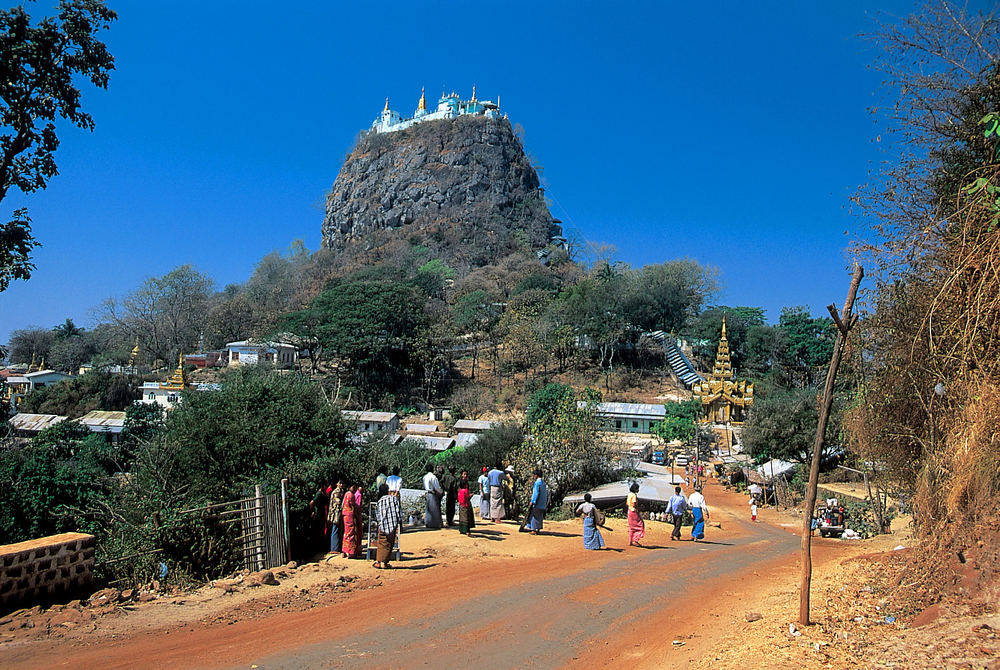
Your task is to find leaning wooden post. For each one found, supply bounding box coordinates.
[799,263,863,627]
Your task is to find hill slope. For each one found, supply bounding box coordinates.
[321,115,559,270]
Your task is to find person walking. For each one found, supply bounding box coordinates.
[689,485,709,541]
[487,463,506,523]
[749,495,758,522]
[457,476,476,535]
[441,466,459,527]
[341,484,361,558]
[668,486,687,541]
[626,482,645,547]
[373,483,401,569]
[423,464,444,529]
[503,465,517,519]
[477,467,490,520]
[575,493,606,550]
[327,480,346,554]
[526,469,548,534]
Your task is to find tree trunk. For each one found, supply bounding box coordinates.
[799,264,863,627]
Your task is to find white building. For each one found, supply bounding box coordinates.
[580,401,668,434]
[341,410,400,434]
[137,356,188,409]
[225,340,299,368]
[452,419,496,434]
[371,87,501,134]
[79,410,126,443]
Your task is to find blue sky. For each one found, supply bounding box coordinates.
[0,1,933,343]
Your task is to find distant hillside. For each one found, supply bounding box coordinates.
[321,115,560,271]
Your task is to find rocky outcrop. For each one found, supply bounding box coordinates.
[321,115,558,269]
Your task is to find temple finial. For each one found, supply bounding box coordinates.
[384,96,389,112]
[470,85,477,102]
[418,87,426,111]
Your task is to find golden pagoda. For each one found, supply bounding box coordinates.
[27,353,38,373]
[417,87,426,112]
[161,353,187,392]
[692,317,754,425]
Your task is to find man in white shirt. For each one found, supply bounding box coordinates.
[688,486,709,541]
[422,464,444,529]
[386,466,403,494]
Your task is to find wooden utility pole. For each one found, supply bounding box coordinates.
[799,263,864,627]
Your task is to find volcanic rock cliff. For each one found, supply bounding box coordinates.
[321,115,559,270]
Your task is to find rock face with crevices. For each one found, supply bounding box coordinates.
[321,114,558,270]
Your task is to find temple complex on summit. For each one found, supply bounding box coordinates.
[371,87,501,134]
[692,317,754,426]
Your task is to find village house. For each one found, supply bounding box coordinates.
[581,401,667,434]
[7,413,67,437]
[452,419,496,434]
[78,410,126,443]
[225,340,299,369]
[341,410,400,434]
[4,369,73,408]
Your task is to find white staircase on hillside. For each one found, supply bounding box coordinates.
[647,331,703,388]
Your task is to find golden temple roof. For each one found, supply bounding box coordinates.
[418,87,426,111]
[161,353,186,391]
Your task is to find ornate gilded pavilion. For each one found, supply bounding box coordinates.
[692,317,754,424]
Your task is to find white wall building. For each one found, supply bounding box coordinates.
[371,87,501,134]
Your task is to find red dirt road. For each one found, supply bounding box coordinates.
[2,482,848,669]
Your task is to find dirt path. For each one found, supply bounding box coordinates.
[1,482,852,669]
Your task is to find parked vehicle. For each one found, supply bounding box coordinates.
[652,450,667,465]
[674,455,690,468]
[816,498,846,538]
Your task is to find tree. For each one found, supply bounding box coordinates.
[48,331,97,372]
[621,260,720,333]
[162,366,349,499]
[52,318,82,339]
[684,305,766,371]
[99,265,214,365]
[7,326,55,363]
[741,385,843,465]
[515,386,617,506]
[777,306,834,386]
[0,1,116,291]
[280,279,429,402]
[651,399,702,443]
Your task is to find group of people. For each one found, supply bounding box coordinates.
[423,462,549,535]
[314,465,716,562]
[310,466,405,569]
[573,482,712,550]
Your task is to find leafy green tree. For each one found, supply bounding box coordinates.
[515,386,616,505]
[7,326,55,363]
[557,275,627,390]
[777,306,834,386]
[17,371,137,418]
[621,260,720,333]
[684,305,766,370]
[161,366,349,499]
[280,279,429,401]
[741,385,843,464]
[651,399,702,443]
[52,318,82,339]
[0,1,116,291]
[526,382,575,428]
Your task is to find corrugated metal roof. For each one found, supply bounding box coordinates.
[452,419,496,432]
[401,435,455,451]
[342,410,398,423]
[579,402,667,419]
[403,423,438,434]
[8,413,68,432]
[79,410,126,433]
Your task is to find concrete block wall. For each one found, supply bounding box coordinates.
[0,532,95,612]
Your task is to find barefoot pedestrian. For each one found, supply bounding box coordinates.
[526,469,548,534]
[576,493,606,550]
[458,474,476,535]
[626,482,645,547]
[373,483,401,569]
[689,485,709,541]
